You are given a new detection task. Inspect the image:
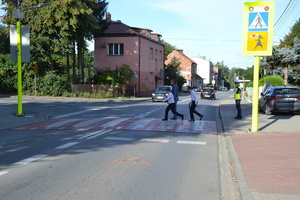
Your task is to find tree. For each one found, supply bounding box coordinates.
[160,39,176,57]
[0,25,10,54]
[278,18,300,49]
[164,56,181,84]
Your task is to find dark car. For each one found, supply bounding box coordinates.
[200,87,216,100]
[259,86,300,115]
[152,85,172,102]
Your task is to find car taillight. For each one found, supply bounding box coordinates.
[211,92,215,95]
[296,97,300,100]
[201,92,204,94]
[270,96,281,99]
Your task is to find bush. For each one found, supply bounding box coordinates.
[259,75,284,86]
[38,71,67,96]
[248,75,285,87]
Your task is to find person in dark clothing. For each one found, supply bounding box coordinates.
[162,88,184,121]
[171,79,179,120]
[188,86,204,122]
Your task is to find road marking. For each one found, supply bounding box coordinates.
[0,171,9,176]
[100,118,129,128]
[140,139,170,143]
[14,154,47,165]
[73,118,104,128]
[54,107,110,119]
[106,156,154,166]
[86,130,111,140]
[79,130,104,139]
[104,136,134,141]
[55,142,79,149]
[177,141,207,145]
[46,119,82,128]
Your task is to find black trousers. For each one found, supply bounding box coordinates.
[235,99,242,117]
[189,101,202,120]
[164,103,182,119]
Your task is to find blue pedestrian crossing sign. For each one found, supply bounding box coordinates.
[242,1,275,56]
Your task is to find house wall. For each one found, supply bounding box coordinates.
[139,37,164,96]
[165,50,193,85]
[95,36,164,96]
[191,57,212,84]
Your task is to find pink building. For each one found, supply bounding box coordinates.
[94,13,164,96]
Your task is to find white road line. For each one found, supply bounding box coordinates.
[177,141,207,145]
[140,139,170,143]
[86,130,111,140]
[55,142,79,150]
[46,119,82,128]
[104,136,134,141]
[79,130,107,140]
[100,118,129,128]
[54,107,110,119]
[14,154,47,165]
[0,171,9,176]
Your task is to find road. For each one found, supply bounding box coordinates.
[0,92,230,200]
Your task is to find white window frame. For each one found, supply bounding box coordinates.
[108,43,124,56]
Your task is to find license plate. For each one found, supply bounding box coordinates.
[282,98,296,101]
[205,95,210,97]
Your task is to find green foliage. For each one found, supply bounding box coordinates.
[95,64,134,85]
[164,56,181,84]
[278,18,300,48]
[160,39,176,57]
[0,54,17,93]
[258,75,284,87]
[0,25,10,54]
[38,71,67,96]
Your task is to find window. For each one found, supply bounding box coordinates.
[159,50,162,61]
[108,44,124,55]
[150,48,153,59]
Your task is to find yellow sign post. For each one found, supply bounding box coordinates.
[242,0,275,132]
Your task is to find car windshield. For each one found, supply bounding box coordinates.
[274,88,300,94]
[203,89,214,92]
[156,87,169,92]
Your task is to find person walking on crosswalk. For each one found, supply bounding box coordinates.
[188,86,204,122]
[162,88,184,121]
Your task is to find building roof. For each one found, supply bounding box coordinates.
[97,14,162,45]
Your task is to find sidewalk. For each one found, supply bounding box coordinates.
[220,99,300,200]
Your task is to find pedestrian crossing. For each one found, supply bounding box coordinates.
[13,117,217,134]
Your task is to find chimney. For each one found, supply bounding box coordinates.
[106,12,111,23]
[177,49,183,54]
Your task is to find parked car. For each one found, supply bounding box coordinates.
[193,86,202,92]
[152,85,172,102]
[259,86,300,115]
[217,86,228,91]
[200,87,216,100]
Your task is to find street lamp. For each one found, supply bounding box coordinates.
[10,1,50,115]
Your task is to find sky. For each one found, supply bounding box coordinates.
[104,0,300,68]
[1,0,300,69]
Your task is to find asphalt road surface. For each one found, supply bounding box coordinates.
[0,92,229,200]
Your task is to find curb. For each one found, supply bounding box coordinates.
[219,101,254,200]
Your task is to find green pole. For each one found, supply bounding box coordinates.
[251,56,260,132]
[17,19,23,115]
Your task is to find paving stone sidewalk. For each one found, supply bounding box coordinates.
[220,99,300,200]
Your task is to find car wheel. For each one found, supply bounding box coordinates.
[264,106,272,115]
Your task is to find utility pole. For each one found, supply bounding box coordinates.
[10,0,50,115]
